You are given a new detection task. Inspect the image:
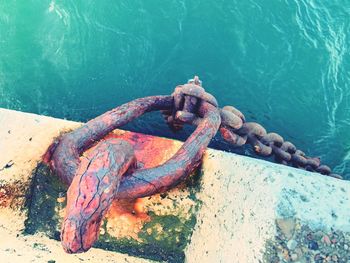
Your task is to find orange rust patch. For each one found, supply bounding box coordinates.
[76,130,182,240]
[105,198,151,241]
[0,181,27,209]
[82,130,180,168]
[105,130,181,168]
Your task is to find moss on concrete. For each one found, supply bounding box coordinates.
[24,162,202,263]
[97,213,196,262]
[24,162,67,238]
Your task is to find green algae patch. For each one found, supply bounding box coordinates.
[96,212,197,262]
[140,213,197,260]
[139,214,193,250]
[95,171,202,262]
[23,162,203,263]
[93,210,197,262]
[24,162,66,239]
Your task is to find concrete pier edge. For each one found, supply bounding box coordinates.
[1,108,350,263]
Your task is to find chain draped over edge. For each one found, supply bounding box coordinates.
[162,76,341,180]
[45,76,342,254]
[46,78,221,253]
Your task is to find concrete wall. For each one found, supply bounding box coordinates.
[1,108,350,263]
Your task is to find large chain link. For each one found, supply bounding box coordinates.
[48,76,341,254]
[164,76,342,180]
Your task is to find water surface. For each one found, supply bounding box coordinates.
[1,0,349,177]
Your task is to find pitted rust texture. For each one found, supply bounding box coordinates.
[47,86,221,253]
[49,95,220,198]
[46,76,341,254]
[218,109,342,179]
[49,95,174,186]
[61,139,136,253]
[0,181,27,209]
[164,76,341,179]
[117,100,220,199]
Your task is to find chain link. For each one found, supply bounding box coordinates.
[49,75,342,254]
[166,76,342,180]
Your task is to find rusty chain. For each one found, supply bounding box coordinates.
[47,75,342,254]
[163,76,342,180]
[48,82,221,253]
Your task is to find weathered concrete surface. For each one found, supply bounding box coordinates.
[0,108,198,262]
[185,153,350,262]
[1,108,350,263]
[0,109,149,262]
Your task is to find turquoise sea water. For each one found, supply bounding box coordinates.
[1,1,349,178]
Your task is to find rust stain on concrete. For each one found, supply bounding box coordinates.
[0,181,27,209]
[80,130,182,240]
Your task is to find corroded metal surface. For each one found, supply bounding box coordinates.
[29,130,198,261]
[116,101,220,199]
[1,106,347,261]
[48,95,221,199]
[47,85,221,253]
[48,95,173,185]
[61,139,136,253]
[45,77,341,254]
[218,106,342,179]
